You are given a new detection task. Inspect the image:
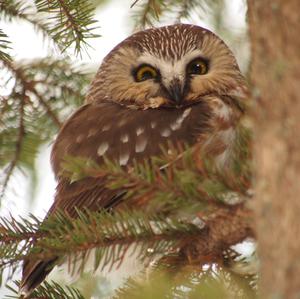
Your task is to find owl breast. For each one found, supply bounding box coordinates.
[51,100,216,176]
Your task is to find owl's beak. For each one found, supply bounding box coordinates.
[167,78,185,104]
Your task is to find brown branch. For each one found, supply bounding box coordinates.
[180,204,254,264]
[57,0,81,42]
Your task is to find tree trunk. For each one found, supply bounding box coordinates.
[247,1,300,298]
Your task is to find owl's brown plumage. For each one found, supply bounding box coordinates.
[21,24,247,296]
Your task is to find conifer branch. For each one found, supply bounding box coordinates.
[0,0,60,51]
[7,280,84,299]
[130,0,225,29]
[0,28,11,62]
[0,0,99,55]
[0,209,206,282]
[0,193,253,283]
[0,125,253,284]
[0,87,25,200]
[0,58,90,202]
[1,59,62,127]
[113,262,256,298]
[0,126,254,296]
[131,0,165,29]
[34,0,100,55]
[170,0,212,22]
[62,125,251,213]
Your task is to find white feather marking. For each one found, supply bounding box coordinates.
[135,137,148,153]
[182,107,192,118]
[215,128,236,167]
[170,121,181,131]
[160,128,171,137]
[221,127,235,144]
[118,119,127,127]
[97,142,109,156]
[121,134,129,143]
[76,135,84,143]
[102,124,111,132]
[136,127,145,136]
[173,107,192,128]
[150,121,157,129]
[228,87,246,98]
[88,128,97,137]
[119,151,130,166]
[214,101,232,121]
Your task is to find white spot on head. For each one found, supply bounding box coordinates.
[135,137,148,153]
[119,151,130,166]
[97,142,109,156]
[160,128,171,137]
[121,134,129,143]
[102,124,111,132]
[136,127,145,136]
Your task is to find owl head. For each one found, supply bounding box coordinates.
[86,24,246,109]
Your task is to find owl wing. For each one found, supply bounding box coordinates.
[45,100,213,218]
[21,100,212,296]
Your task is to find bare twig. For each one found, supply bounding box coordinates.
[131,0,140,8]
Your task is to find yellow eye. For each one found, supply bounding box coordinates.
[187,58,209,75]
[134,64,159,82]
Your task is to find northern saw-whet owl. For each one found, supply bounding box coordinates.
[21,24,248,297]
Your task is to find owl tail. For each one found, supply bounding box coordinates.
[19,257,56,298]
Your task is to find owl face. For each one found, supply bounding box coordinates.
[87,24,245,109]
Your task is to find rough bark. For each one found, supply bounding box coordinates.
[247,1,300,298]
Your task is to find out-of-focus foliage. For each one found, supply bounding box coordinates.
[0,58,91,201]
[130,0,234,29]
[0,29,11,62]
[113,265,257,299]
[0,0,97,202]
[6,280,85,299]
[0,0,100,54]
